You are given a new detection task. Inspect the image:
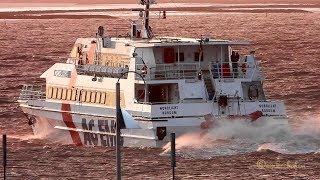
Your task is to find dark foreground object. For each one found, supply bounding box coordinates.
[2,135,6,180]
[1,138,319,179]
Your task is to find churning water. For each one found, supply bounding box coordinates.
[162,115,320,158]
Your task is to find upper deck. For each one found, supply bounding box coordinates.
[66,36,263,83]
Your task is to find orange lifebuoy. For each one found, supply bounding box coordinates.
[141,65,147,74]
[242,63,246,73]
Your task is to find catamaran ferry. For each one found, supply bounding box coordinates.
[18,0,288,147]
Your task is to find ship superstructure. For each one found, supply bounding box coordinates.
[18,0,287,147]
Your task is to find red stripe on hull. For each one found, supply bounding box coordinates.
[61,103,82,146]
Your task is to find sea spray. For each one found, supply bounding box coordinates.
[162,115,318,158]
[161,117,289,156]
[162,131,206,154]
[257,143,289,153]
[14,117,73,145]
[291,112,320,139]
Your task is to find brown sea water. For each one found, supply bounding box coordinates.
[0,11,319,179]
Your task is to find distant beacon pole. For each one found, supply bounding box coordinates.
[116,82,121,180]
[3,134,7,180]
[163,11,166,19]
[171,133,176,180]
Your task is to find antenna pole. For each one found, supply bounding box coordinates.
[145,0,150,32]
[140,0,153,39]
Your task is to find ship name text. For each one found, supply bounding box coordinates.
[159,105,179,115]
[259,104,277,113]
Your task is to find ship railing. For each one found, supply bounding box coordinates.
[19,84,46,100]
[136,99,207,105]
[209,62,263,79]
[203,79,209,100]
[136,63,200,80]
[76,64,129,79]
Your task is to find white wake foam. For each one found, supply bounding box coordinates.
[162,114,320,158]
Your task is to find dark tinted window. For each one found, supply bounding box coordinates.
[194,52,204,61]
[175,52,184,62]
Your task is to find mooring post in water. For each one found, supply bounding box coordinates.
[171,133,176,180]
[116,82,121,180]
[3,134,7,180]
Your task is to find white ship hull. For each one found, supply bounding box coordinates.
[19,99,288,148]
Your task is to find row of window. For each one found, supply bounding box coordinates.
[46,87,125,106]
[174,52,204,62]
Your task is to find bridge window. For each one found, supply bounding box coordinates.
[91,91,96,103]
[86,91,91,103]
[67,89,72,100]
[52,87,58,99]
[47,87,53,98]
[105,92,111,105]
[96,92,101,103]
[57,88,63,99]
[62,88,67,100]
[45,87,121,106]
[75,89,81,101]
[71,89,76,101]
[80,90,86,102]
[175,52,184,62]
[101,92,106,104]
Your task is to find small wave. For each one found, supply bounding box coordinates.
[257,143,289,154]
[8,134,40,141]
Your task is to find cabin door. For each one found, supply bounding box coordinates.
[163,48,175,63]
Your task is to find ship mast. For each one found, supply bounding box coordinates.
[140,0,154,39]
